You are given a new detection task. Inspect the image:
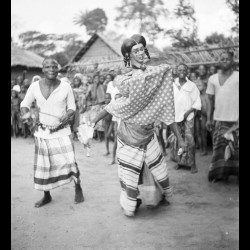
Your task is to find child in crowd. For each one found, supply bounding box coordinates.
[107,93,122,164]
[11,90,21,137]
[190,71,198,83]
[196,80,208,155]
[102,93,113,156]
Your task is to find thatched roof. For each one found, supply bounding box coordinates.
[162,44,239,67]
[70,32,121,63]
[11,44,44,68]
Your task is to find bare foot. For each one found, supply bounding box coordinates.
[191,166,198,174]
[74,184,84,204]
[104,152,110,156]
[34,195,52,208]
[110,160,116,165]
[174,164,181,170]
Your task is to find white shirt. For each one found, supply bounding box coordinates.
[106,81,120,102]
[173,78,201,122]
[206,71,239,122]
[12,85,21,92]
[106,80,120,122]
[20,80,76,139]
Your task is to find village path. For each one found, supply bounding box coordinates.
[11,137,239,250]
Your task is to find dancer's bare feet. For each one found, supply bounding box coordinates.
[110,160,116,165]
[191,166,198,174]
[34,193,52,208]
[74,183,84,204]
[104,152,110,156]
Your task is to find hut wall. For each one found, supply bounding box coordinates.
[11,66,43,83]
[78,38,121,64]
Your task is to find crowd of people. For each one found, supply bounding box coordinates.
[12,35,239,216]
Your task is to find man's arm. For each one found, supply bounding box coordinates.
[206,94,215,131]
[169,122,187,152]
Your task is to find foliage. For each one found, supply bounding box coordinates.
[204,32,235,46]
[165,0,199,48]
[73,8,108,36]
[18,31,85,66]
[115,0,169,43]
[225,0,239,34]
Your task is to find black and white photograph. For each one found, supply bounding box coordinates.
[11,0,239,249]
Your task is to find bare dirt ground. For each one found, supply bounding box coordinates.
[11,137,239,250]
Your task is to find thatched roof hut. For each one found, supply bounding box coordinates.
[11,44,44,82]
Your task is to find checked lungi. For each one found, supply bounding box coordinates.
[208,121,239,182]
[34,135,80,191]
[117,134,170,214]
[168,118,196,168]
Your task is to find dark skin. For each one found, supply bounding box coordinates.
[177,65,196,120]
[21,58,84,208]
[206,53,234,132]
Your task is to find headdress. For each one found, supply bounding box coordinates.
[121,34,150,67]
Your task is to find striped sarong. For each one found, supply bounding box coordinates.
[168,118,196,168]
[208,121,239,182]
[34,135,80,191]
[117,134,170,214]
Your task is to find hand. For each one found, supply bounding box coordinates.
[206,119,213,132]
[178,139,187,153]
[89,119,96,128]
[183,112,189,121]
[59,113,71,125]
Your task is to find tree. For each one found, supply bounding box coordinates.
[165,0,200,48]
[73,8,108,36]
[115,0,169,43]
[18,31,85,66]
[204,32,234,46]
[225,0,239,34]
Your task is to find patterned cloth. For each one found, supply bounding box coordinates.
[208,121,239,181]
[168,118,196,168]
[117,134,171,214]
[34,135,80,191]
[105,64,175,126]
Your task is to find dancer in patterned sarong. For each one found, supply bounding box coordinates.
[206,51,239,182]
[20,58,84,208]
[90,34,186,217]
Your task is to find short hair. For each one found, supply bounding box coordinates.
[220,50,234,58]
[177,63,188,70]
[105,73,114,81]
[42,57,59,67]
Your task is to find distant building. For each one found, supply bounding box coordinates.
[11,44,44,82]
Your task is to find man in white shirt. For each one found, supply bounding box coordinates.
[20,58,84,208]
[169,63,201,173]
[206,51,239,182]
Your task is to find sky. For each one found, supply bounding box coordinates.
[11,0,236,49]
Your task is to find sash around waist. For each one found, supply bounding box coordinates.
[117,121,154,147]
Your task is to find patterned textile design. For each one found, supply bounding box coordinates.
[105,64,175,126]
[168,118,196,167]
[208,121,239,182]
[34,135,80,191]
[117,134,171,213]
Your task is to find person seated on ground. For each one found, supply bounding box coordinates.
[168,63,201,174]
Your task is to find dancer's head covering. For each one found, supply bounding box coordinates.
[121,34,150,67]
